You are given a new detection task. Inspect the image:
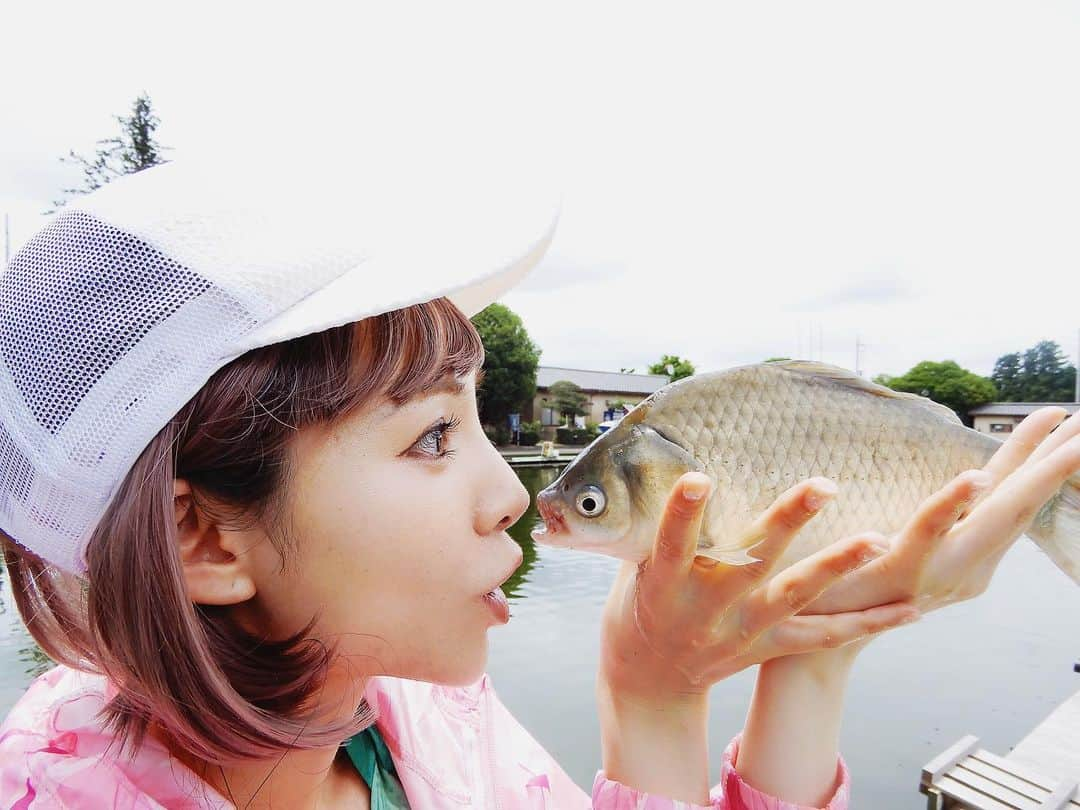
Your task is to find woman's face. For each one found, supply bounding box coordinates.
[244,368,529,687]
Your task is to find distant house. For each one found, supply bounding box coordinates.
[968,402,1080,435]
[526,366,669,428]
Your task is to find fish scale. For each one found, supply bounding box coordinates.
[646,363,998,567]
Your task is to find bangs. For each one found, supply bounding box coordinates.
[351,297,485,405]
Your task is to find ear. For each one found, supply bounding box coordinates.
[174,478,259,606]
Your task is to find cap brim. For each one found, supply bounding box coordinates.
[222,198,559,360]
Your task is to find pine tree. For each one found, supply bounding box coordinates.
[50,94,168,211]
[991,341,1076,402]
[648,354,695,382]
[991,352,1024,401]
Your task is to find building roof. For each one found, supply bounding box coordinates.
[536,366,669,395]
[969,402,1080,416]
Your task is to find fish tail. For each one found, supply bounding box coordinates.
[1029,473,1080,585]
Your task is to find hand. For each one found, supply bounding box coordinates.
[596,472,918,803]
[804,406,1080,618]
[598,472,920,699]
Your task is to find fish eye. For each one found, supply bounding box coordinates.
[574,485,606,518]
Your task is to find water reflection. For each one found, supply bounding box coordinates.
[502,465,560,600]
[0,564,54,707]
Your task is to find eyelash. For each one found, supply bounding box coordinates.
[412,415,461,460]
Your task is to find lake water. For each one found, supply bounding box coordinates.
[3,463,1080,808]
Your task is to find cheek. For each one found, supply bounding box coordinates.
[286,455,485,640]
[298,446,467,558]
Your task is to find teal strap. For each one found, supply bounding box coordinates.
[342,724,411,810]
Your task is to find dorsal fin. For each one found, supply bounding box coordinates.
[768,360,962,425]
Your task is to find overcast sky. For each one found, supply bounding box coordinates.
[3,2,1078,383]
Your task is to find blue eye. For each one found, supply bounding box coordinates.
[413,415,460,459]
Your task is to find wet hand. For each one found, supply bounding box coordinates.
[805,406,1080,618]
[598,472,921,698]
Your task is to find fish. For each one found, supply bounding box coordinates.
[530,361,1080,584]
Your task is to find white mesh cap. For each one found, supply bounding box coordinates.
[0,158,559,574]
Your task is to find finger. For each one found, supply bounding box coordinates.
[967,433,1080,548]
[644,472,712,599]
[980,406,1068,485]
[1022,408,1080,469]
[739,533,890,640]
[765,602,921,656]
[903,469,991,546]
[736,477,838,577]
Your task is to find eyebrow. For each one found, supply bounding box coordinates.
[370,372,473,421]
[429,374,468,396]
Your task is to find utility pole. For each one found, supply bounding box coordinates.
[855,334,867,377]
[800,321,824,361]
[3,213,8,267]
[1075,328,1079,402]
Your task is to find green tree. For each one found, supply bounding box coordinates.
[992,341,1076,402]
[1022,341,1075,401]
[51,93,168,211]
[880,360,997,426]
[649,354,695,382]
[471,303,541,431]
[548,380,590,421]
[991,352,1024,401]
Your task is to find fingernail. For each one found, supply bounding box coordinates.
[683,477,710,501]
[901,611,921,625]
[861,539,890,562]
[806,479,838,511]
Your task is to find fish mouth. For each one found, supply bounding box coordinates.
[534,492,568,536]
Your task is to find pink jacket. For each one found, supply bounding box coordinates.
[1,666,849,809]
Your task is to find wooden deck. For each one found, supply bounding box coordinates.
[499,447,581,466]
[1008,688,1080,785]
[921,688,1080,808]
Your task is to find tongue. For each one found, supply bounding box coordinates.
[484,586,510,621]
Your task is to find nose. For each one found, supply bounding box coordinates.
[479,443,530,535]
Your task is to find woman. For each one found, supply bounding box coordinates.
[1,160,1077,808]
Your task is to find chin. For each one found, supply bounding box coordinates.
[422,643,488,687]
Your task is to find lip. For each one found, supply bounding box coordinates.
[535,494,567,534]
[482,544,523,596]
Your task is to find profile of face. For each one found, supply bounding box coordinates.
[177,369,530,689]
